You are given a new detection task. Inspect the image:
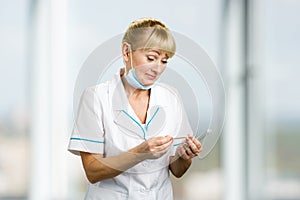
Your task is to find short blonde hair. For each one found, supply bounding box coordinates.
[122,18,176,58]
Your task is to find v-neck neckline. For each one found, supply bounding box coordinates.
[127,89,153,125]
[118,71,154,125]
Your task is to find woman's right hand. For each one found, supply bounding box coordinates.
[132,136,173,159]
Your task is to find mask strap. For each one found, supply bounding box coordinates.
[129,45,133,71]
[124,43,133,74]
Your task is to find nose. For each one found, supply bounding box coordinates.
[151,62,164,74]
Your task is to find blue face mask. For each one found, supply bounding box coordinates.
[125,68,153,90]
[124,44,155,90]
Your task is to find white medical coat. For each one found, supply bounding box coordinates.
[68,71,192,200]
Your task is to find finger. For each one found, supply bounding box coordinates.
[147,136,171,149]
[186,138,201,155]
[191,136,202,149]
[154,143,174,158]
[184,140,201,158]
[175,144,186,157]
[154,136,173,146]
[179,142,191,157]
[177,145,188,159]
[155,139,173,152]
[181,149,190,160]
[184,145,193,157]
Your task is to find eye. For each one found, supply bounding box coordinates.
[147,56,155,61]
[161,60,168,64]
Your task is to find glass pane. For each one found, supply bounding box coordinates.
[0,0,30,199]
[260,0,300,199]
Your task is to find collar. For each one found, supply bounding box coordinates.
[110,70,167,139]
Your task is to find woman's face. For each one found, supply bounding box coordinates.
[128,48,169,86]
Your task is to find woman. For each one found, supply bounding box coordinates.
[68,18,202,200]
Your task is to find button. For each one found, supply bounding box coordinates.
[142,162,148,167]
[140,188,151,193]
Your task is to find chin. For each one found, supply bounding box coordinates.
[144,81,155,86]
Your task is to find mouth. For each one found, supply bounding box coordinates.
[145,73,157,80]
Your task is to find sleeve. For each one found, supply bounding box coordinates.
[68,86,105,155]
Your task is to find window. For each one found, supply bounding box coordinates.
[248,0,300,199]
[0,0,30,199]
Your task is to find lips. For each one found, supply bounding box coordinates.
[145,73,156,80]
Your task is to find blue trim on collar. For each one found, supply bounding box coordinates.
[121,110,146,139]
[145,107,160,131]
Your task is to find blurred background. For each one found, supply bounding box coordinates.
[1,0,300,199]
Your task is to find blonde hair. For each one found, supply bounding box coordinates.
[122,18,176,58]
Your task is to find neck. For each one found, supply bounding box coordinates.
[120,68,149,98]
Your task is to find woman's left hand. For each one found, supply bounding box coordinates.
[175,135,202,160]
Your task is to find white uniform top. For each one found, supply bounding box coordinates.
[68,71,192,200]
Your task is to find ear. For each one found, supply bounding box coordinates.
[122,43,131,62]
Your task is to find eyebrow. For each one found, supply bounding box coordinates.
[148,50,161,55]
[148,49,169,59]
